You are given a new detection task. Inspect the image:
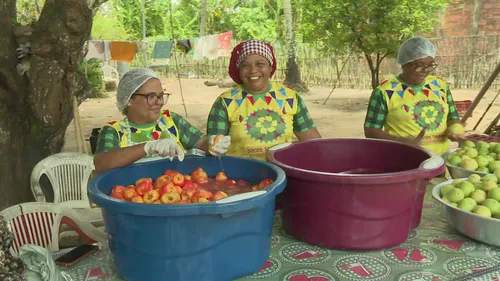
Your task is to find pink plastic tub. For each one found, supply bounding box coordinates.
[267,138,445,250]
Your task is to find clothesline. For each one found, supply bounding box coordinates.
[85,31,233,65]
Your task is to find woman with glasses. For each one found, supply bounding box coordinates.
[93,68,230,172]
[364,37,465,155]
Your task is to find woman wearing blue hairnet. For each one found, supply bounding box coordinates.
[364,37,465,155]
[93,68,231,172]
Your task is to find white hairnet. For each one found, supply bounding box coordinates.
[116,68,161,113]
[396,37,436,65]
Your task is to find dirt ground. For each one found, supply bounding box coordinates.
[62,78,500,153]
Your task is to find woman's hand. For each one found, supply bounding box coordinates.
[144,138,185,161]
[208,135,231,157]
[447,133,467,142]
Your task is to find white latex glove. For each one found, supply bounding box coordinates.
[208,135,231,157]
[144,138,185,161]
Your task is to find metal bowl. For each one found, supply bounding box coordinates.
[432,179,500,246]
[441,148,491,179]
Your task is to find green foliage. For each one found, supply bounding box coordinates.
[115,0,168,40]
[92,11,128,40]
[79,59,107,99]
[16,0,45,25]
[299,0,450,88]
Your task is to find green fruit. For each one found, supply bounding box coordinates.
[483,181,498,192]
[442,197,452,204]
[458,181,475,197]
[460,158,479,171]
[475,156,489,168]
[474,205,492,217]
[441,184,456,197]
[458,198,477,212]
[450,202,458,207]
[489,153,497,160]
[448,123,465,135]
[478,167,490,173]
[445,188,465,203]
[474,181,483,190]
[468,174,482,184]
[465,148,479,158]
[471,189,487,204]
[463,141,475,149]
[495,168,500,178]
[482,199,500,216]
[488,187,500,201]
[477,141,490,151]
[486,156,495,162]
[493,143,500,154]
[478,148,490,156]
[489,161,500,172]
[452,179,464,186]
[483,174,499,184]
[447,156,462,166]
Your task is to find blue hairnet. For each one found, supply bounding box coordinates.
[116,68,161,113]
[396,37,437,65]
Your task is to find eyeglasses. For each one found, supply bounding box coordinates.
[132,92,170,106]
[414,62,438,73]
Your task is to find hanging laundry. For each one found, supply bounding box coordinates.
[218,31,232,57]
[176,39,192,54]
[193,36,207,60]
[152,40,173,59]
[205,34,220,60]
[110,41,138,63]
[103,40,111,61]
[85,40,105,61]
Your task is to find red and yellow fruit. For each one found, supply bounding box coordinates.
[107,167,275,204]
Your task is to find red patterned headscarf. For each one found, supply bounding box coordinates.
[228,40,277,84]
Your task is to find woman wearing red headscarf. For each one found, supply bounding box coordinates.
[207,39,321,162]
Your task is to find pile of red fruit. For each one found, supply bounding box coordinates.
[109,167,274,204]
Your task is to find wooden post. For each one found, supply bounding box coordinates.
[461,62,500,124]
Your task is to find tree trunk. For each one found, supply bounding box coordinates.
[283,0,309,93]
[200,0,207,36]
[0,0,93,210]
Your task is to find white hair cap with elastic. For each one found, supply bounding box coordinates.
[396,37,437,65]
[116,68,161,113]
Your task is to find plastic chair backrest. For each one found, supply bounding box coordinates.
[0,203,64,254]
[30,152,94,204]
[101,65,119,80]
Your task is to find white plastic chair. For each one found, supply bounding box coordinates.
[101,65,119,80]
[0,202,108,255]
[30,152,102,223]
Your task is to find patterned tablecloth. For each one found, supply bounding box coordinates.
[57,182,500,281]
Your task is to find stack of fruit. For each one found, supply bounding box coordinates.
[108,167,274,204]
[446,140,500,175]
[440,174,500,218]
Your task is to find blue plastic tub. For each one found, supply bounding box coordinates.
[88,155,286,281]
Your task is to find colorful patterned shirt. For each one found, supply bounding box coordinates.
[95,111,204,154]
[364,75,460,155]
[207,86,316,136]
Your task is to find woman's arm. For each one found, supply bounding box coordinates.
[207,96,231,136]
[170,111,208,152]
[293,95,322,141]
[445,86,466,141]
[93,126,147,172]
